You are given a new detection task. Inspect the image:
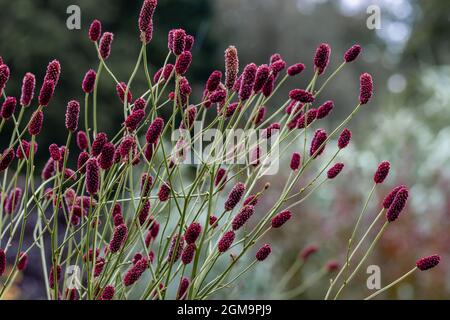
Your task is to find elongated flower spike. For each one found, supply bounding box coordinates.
[49,265,62,289]
[374,161,390,184]
[140,173,153,197]
[215,168,227,190]
[289,89,315,103]
[206,70,222,92]
[99,32,114,60]
[382,185,406,209]
[327,162,344,179]
[287,63,305,76]
[297,108,317,129]
[17,252,28,271]
[171,29,186,55]
[38,80,55,107]
[99,142,115,170]
[316,100,334,119]
[253,64,270,93]
[100,285,115,300]
[123,258,148,286]
[89,19,102,42]
[0,64,10,94]
[82,69,96,93]
[175,51,192,75]
[184,222,202,244]
[256,244,272,261]
[338,128,352,149]
[184,35,195,51]
[20,72,35,107]
[168,235,184,262]
[138,0,157,43]
[271,210,292,228]
[416,254,440,271]
[5,187,22,214]
[109,224,128,253]
[344,44,362,63]
[146,117,164,144]
[86,158,100,195]
[225,182,246,211]
[262,74,275,97]
[116,82,133,104]
[253,106,266,125]
[218,230,235,253]
[310,129,328,158]
[16,140,37,159]
[49,144,61,161]
[1,96,16,120]
[44,59,61,85]
[314,43,331,75]
[158,182,170,201]
[359,72,373,104]
[225,45,239,90]
[125,109,145,131]
[76,131,88,150]
[181,243,196,265]
[177,277,190,300]
[386,186,409,222]
[0,148,15,172]
[65,100,80,132]
[77,151,89,174]
[232,205,255,230]
[239,63,257,101]
[300,244,319,261]
[91,132,108,156]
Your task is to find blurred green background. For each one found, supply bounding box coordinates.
[1,0,449,299]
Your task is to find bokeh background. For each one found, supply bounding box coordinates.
[1,0,449,299]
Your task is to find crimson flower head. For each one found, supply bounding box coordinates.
[168,234,184,262]
[125,109,145,131]
[338,128,352,149]
[76,131,88,150]
[297,108,317,129]
[38,80,55,107]
[287,63,305,76]
[28,110,44,135]
[271,210,292,228]
[184,35,195,51]
[118,135,136,158]
[382,185,406,209]
[326,260,340,272]
[0,64,10,94]
[140,173,153,197]
[289,89,314,103]
[123,257,148,286]
[359,73,373,104]
[239,63,257,101]
[49,265,62,289]
[17,252,28,271]
[206,70,222,92]
[100,285,115,300]
[16,140,37,160]
[416,254,440,271]
[316,100,334,119]
[310,129,328,158]
[270,53,282,64]
[181,243,196,265]
[139,0,157,43]
[20,72,36,107]
[215,168,227,190]
[171,29,186,55]
[65,100,80,132]
[290,152,301,171]
[116,82,133,104]
[99,32,114,60]
[158,182,170,201]
[44,59,61,85]
[5,187,22,214]
[314,43,331,75]
[271,59,286,76]
[88,19,102,42]
[218,230,235,253]
[225,46,239,90]
[184,222,202,244]
[243,195,258,206]
[177,277,190,300]
[0,248,5,276]
[175,51,192,75]
[1,96,16,120]
[209,87,227,104]
[91,132,108,156]
[232,205,255,230]
[99,142,115,170]
[77,151,89,174]
[86,158,100,195]
[224,182,246,211]
[327,162,344,179]
[49,143,61,161]
[344,44,362,63]
[253,106,266,125]
[82,69,96,93]
[146,117,164,144]
[0,148,15,172]
[386,186,408,222]
[253,64,270,93]
[256,244,272,261]
[109,223,128,253]
[373,161,390,184]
